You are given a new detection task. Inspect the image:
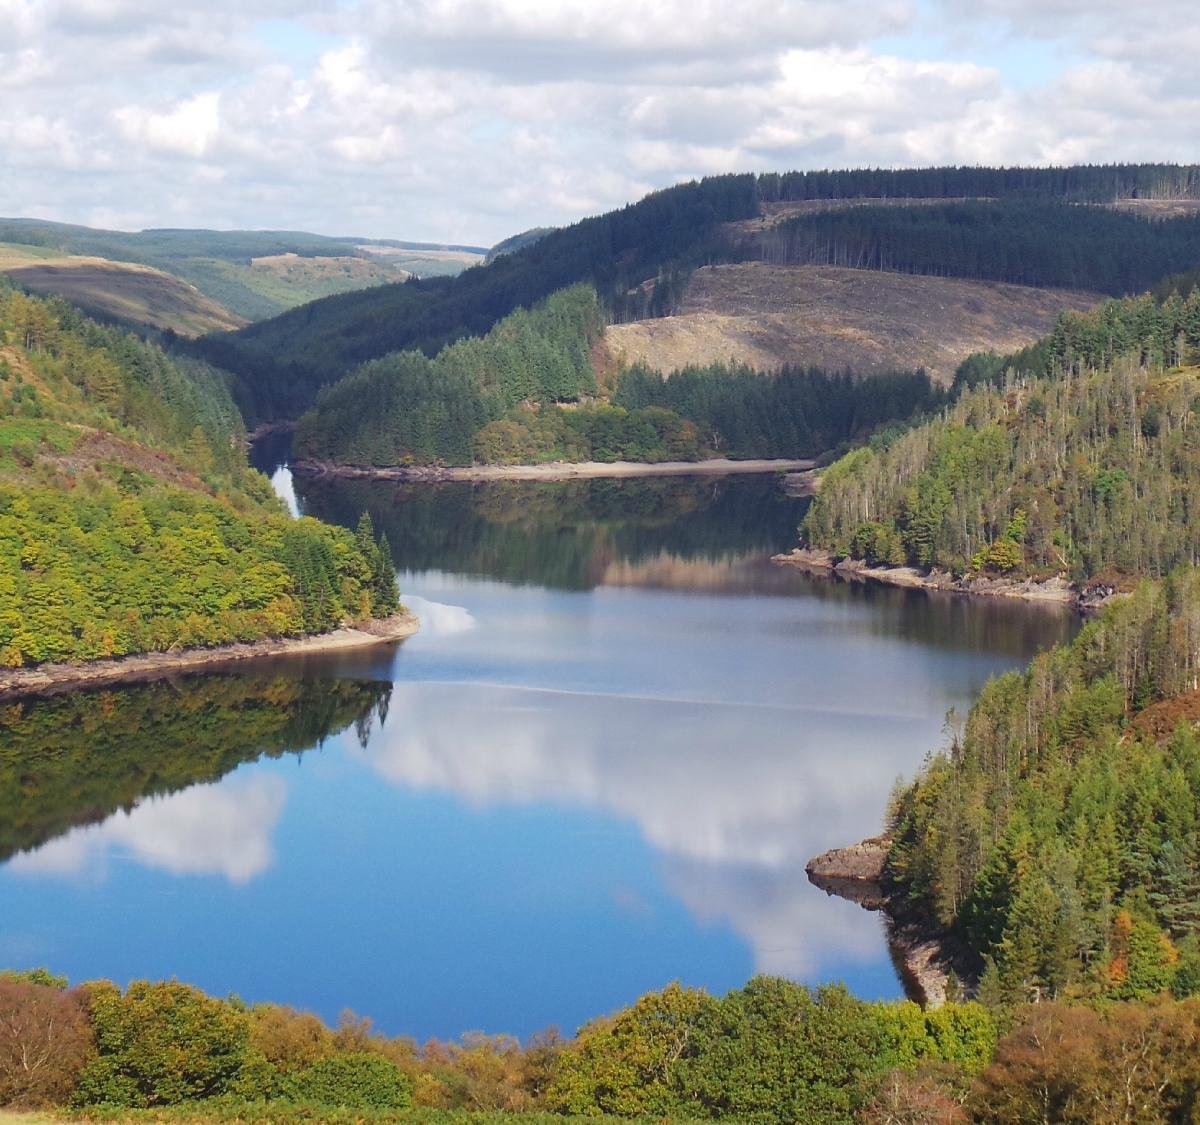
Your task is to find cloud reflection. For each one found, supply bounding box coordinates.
[401,595,477,637]
[359,682,917,978]
[9,774,288,886]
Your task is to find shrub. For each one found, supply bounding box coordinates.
[73,980,253,1107]
[284,1051,413,1110]
[248,1004,336,1075]
[0,977,93,1107]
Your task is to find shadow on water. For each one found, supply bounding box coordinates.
[0,672,391,864]
[297,474,812,591]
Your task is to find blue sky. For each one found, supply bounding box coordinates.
[1,0,1196,245]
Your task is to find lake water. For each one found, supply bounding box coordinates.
[0,442,1077,1040]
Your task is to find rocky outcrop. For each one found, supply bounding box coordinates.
[806,834,973,1008]
[805,838,889,910]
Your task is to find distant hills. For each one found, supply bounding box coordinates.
[187,163,1200,423]
[0,217,487,330]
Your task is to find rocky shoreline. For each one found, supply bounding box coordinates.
[774,547,1118,610]
[292,457,817,483]
[806,837,972,1008]
[0,611,420,702]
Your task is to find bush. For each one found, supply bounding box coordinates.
[73,980,254,1107]
[284,1052,413,1110]
[0,977,93,1107]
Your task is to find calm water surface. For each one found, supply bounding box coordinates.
[0,442,1078,1039]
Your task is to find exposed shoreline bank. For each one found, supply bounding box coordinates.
[773,546,1110,609]
[806,838,972,1008]
[0,611,420,702]
[291,457,817,482]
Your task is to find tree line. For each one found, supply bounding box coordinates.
[752,201,1200,295]
[615,363,946,460]
[9,967,1200,1121]
[757,163,1200,204]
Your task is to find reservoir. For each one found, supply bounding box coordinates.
[0,443,1076,1040]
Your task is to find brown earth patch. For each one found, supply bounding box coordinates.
[1129,689,1200,743]
[605,263,1102,385]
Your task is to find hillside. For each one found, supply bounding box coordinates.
[801,289,1200,582]
[0,282,399,669]
[191,163,1200,423]
[604,264,1100,384]
[888,569,1200,1006]
[292,285,946,469]
[0,218,485,322]
[0,243,245,336]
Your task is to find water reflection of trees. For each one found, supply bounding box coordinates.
[0,675,392,864]
[297,476,810,590]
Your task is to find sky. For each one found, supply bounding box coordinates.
[2,0,1198,246]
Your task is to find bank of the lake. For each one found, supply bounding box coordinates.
[292,457,816,482]
[806,837,973,1009]
[0,611,419,702]
[2,469,1079,1039]
[772,546,1122,610]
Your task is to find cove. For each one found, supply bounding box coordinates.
[0,446,1077,1041]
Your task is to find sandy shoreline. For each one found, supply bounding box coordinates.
[0,611,420,702]
[292,457,817,482]
[774,547,1082,606]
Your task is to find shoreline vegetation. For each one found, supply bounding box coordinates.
[292,457,817,483]
[0,611,418,703]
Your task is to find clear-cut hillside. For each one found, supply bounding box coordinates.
[604,264,1102,385]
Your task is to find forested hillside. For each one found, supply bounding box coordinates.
[193,175,760,421]
[192,163,1200,423]
[292,284,945,468]
[0,283,398,668]
[802,290,1200,581]
[889,571,1200,1007]
[750,202,1200,294]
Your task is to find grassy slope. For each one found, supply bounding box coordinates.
[0,244,245,336]
[604,263,1101,384]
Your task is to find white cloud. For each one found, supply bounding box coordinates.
[114,92,222,158]
[9,773,289,885]
[0,0,1195,244]
[355,682,925,977]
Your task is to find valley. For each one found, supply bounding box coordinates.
[5,159,1200,1122]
